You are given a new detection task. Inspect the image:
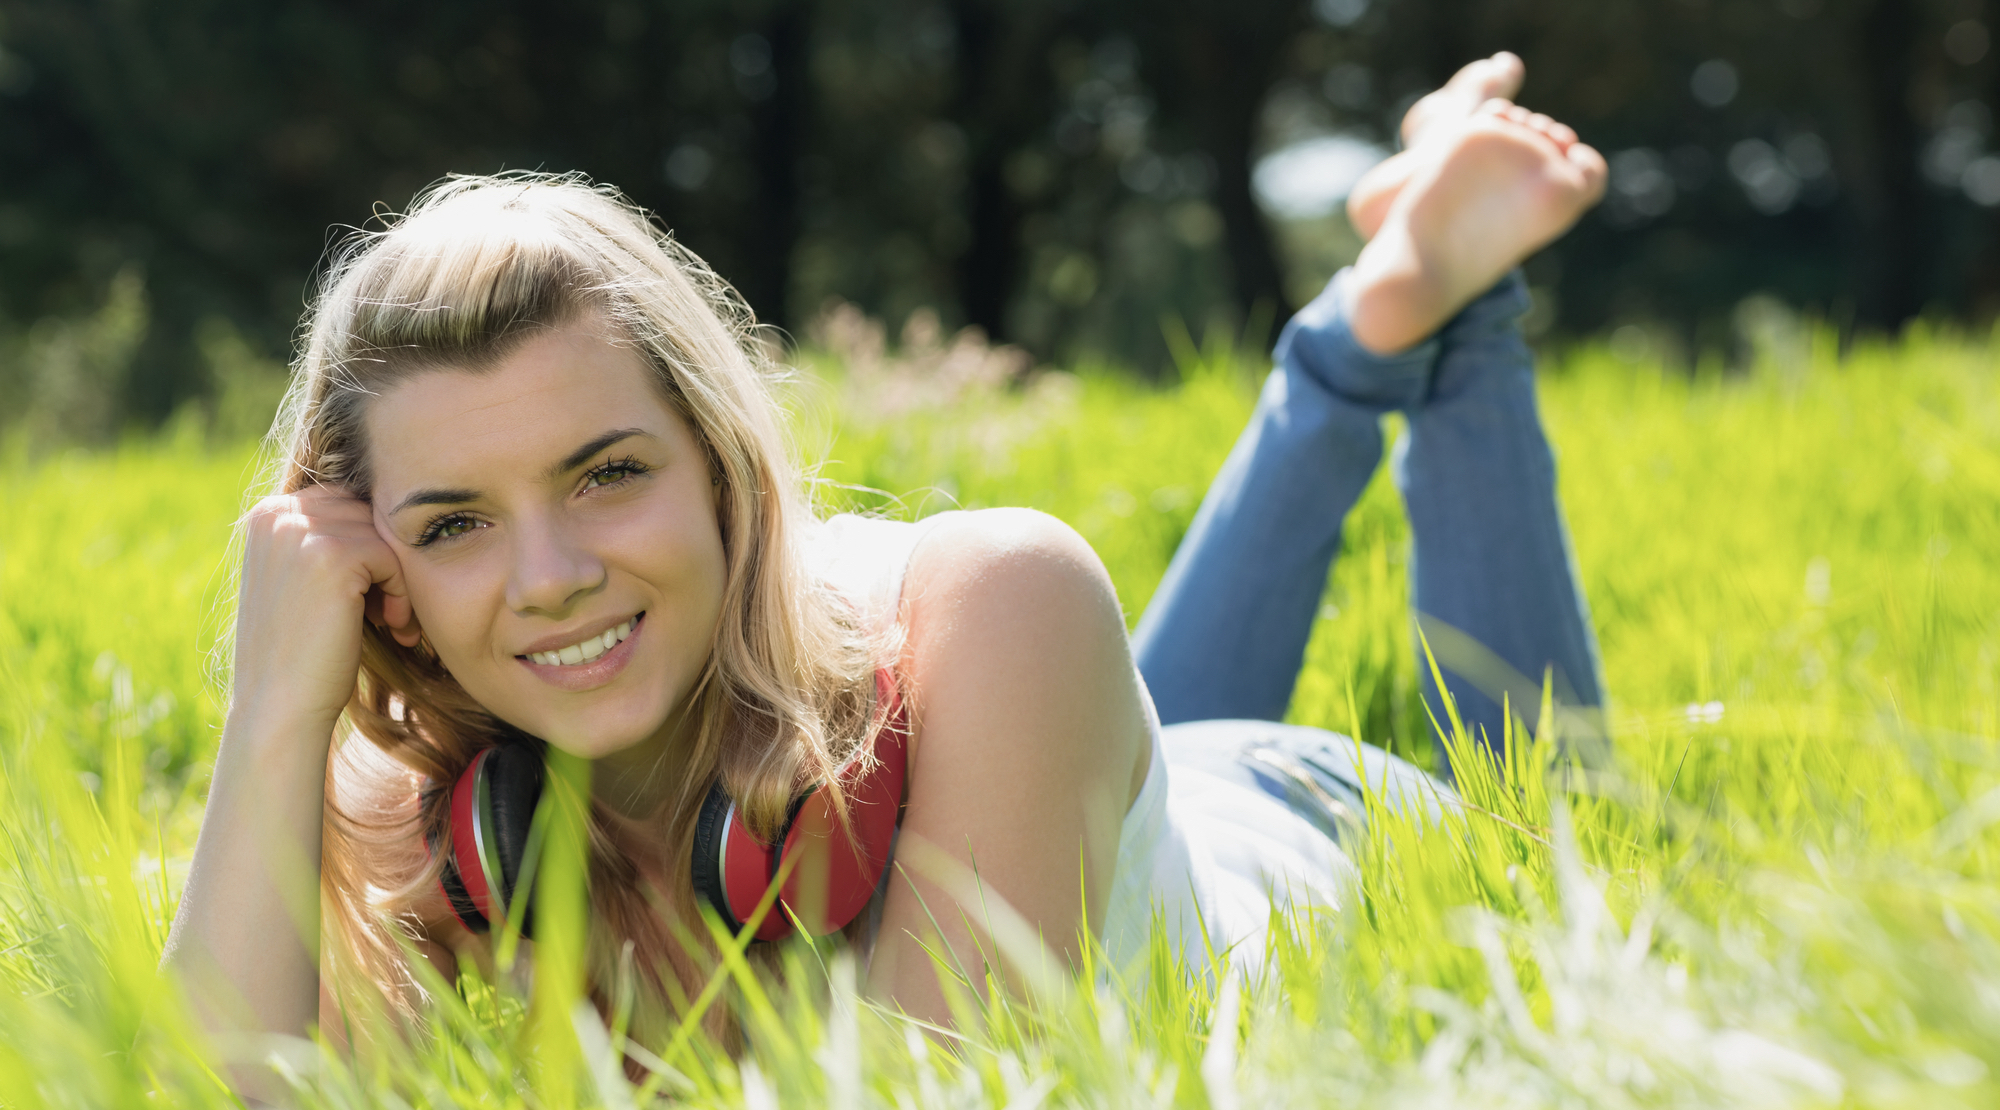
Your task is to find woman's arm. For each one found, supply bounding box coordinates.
[161,488,419,1096]
[865,508,1152,1026]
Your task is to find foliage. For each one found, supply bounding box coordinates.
[2,328,2000,1105]
[2,0,1997,432]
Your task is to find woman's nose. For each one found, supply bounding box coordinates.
[504,517,607,615]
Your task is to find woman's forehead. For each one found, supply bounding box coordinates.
[364,324,681,501]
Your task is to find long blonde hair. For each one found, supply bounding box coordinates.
[264,173,880,1040]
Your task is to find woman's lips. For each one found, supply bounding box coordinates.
[517,612,645,692]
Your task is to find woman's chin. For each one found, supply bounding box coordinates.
[477,692,676,762]
[462,666,687,758]
[533,715,673,763]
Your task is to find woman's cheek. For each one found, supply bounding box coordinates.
[670,537,729,650]
[407,569,490,681]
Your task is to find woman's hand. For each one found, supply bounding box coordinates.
[233,486,420,733]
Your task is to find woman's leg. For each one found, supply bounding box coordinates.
[1136,92,1609,767]
[1398,273,1607,756]
[1131,271,1593,747]
[1130,269,1438,726]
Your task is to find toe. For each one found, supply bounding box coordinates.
[1565,142,1610,199]
[1511,107,1580,148]
[1444,59,1490,93]
[1406,53,1529,145]
[1445,51,1525,102]
[1465,51,1526,100]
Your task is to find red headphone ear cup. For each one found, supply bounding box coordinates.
[439,749,497,933]
[436,783,487,934]
[691,782,784,938]
[687,670,909,942]
[434,742,544,938]
[776,677,910,937]
[729,805,787,940]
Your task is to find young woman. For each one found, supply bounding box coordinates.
[162,51,1606,1075]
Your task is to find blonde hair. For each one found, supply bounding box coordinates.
[264,173,881,1042]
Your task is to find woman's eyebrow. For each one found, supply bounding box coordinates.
[386,428,656,518]
[543,427,652,481]
[388,486,481,517]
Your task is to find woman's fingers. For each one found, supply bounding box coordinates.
[234,485,424,728]
[372,583,424,648]
[364,586,423,648]
[317,496,423,646]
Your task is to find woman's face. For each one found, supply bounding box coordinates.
[366,318,728,768]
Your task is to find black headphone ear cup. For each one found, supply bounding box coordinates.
[437,847,484,931]
[689,782,742,933]
[483,740,546,936]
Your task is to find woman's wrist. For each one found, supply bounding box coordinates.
[217,697,341,781]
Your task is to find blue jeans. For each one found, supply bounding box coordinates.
[1134,268,1605,790]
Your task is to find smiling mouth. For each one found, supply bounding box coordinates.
[521,613,644,667]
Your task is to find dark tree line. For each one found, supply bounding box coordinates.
[0,0,1993,433]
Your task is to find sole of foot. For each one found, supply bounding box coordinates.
[1347,52,1528,241]
[1345,102,1607,355]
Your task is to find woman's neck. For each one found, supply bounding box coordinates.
[590,710,698,820]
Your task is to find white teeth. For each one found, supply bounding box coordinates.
[529,619,636,667]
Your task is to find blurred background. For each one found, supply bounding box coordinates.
[0,0,1992,441]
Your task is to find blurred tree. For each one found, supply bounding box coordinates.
[0,0,1993,434]
[1133,0,1304,321]
[949,0,1065,341]
[1321,0,1991,349]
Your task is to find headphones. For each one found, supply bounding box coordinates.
[434,670,909,942]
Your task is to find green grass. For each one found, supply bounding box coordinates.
[4,326,2000,1107]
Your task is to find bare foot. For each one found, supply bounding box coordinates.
[1348,103,1582,242]
[1345,102,1607,354]
[1346,52,1527,240]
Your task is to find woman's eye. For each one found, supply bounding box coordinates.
[417,514,481,546]
[584,459,650,489]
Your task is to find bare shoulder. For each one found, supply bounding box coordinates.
[901,507,1114,619]
[896,507,1149,801]
[862,506,1150,1013]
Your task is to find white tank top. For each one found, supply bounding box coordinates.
[807,512,1353,976]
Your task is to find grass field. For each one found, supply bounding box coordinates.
[2,325,1999,1107]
